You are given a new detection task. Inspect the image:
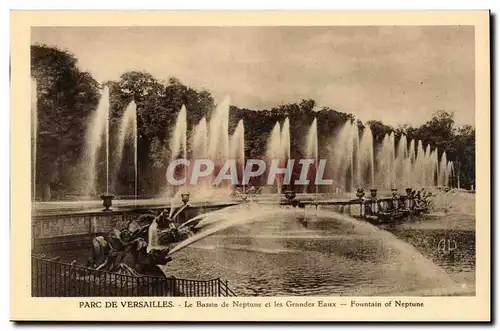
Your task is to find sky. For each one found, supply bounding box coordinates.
[32,26,475,127]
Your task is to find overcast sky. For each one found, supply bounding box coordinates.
[32,26,475,127]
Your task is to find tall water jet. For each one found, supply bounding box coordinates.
[170,105,188,189]
[408,139,416,164]
[230,120,245,185]
[31,78,37,201]
[306,118,319,162]
[191,117,210,195]
[281,117,291,161]
[353,123,361,188]
[192,117,208,159]
[208,96,230,162]
[406,139,416,188]
[447,161,455,188]
[389,133,396,188]
[266,122,282,191]
[305,118,319,194]
[329,121,356,192]
[424,144,432,187]
[414,140,425,188]
[116,101,138,197]
[171,105,187,161]
[439,151,448,187]
[431,148,439,187]
[395,135,407,186]
[377,133,396,190]
[267,122,282,160]
[396,135,408,161]
[205,96,230,191]
[230,120,245,159]
[84,86,110,196]
[369,133,447,190]
[348,124,355,189]
[359,125,375,187]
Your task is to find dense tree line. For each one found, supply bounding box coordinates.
[31,45,476,200]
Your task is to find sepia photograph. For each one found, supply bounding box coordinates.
[10,10,491,322]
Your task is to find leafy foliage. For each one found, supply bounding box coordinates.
[32,46,476,198]
[31,44,100,197]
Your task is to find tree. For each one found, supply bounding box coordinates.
[412,110,456,155]
[454,125,475,188]
[31,46,476,196]
[31,44,100,199]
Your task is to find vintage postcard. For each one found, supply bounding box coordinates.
[10,10,490,322]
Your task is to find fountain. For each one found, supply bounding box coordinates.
[32,96,473,298]
[447,161,455,188]
[305,118,318,193]
[408,139,416,166]
[325,120,457,194]
[204,96,231,193]
[115,101,138,198]
[164,205,460,295]
[414,140,426,189]
[170,105,187,161]
[229,119,245,187]
[266,121,283,192]
[191,117,210,194]
[438,151,448,187]
[353,123,361,188]
[359,125,375,187]
[169,105,188,190]
[31,71,474,299]
[192,117,208,160]
[431,148,439,188]
[281,117,291,161]
[208,96,230,163]
[84,86,111,197]
[328,121,356,193]
[395,134,407,187]
[378,133,397,190]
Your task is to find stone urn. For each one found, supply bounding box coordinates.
[100,194,114,211]
[356,188,365,200]
[181,193,190,205]
[284,190,296,202]
[391,188,398,198]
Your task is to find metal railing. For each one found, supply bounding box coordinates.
[31,256,235,297]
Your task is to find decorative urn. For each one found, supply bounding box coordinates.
[356,188,365,200]
[284,190,296,202]
[100,194,114,211]
[181,193,191,205]
[391,188,398,198]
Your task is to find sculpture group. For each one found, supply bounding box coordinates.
[87,210,195,278]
